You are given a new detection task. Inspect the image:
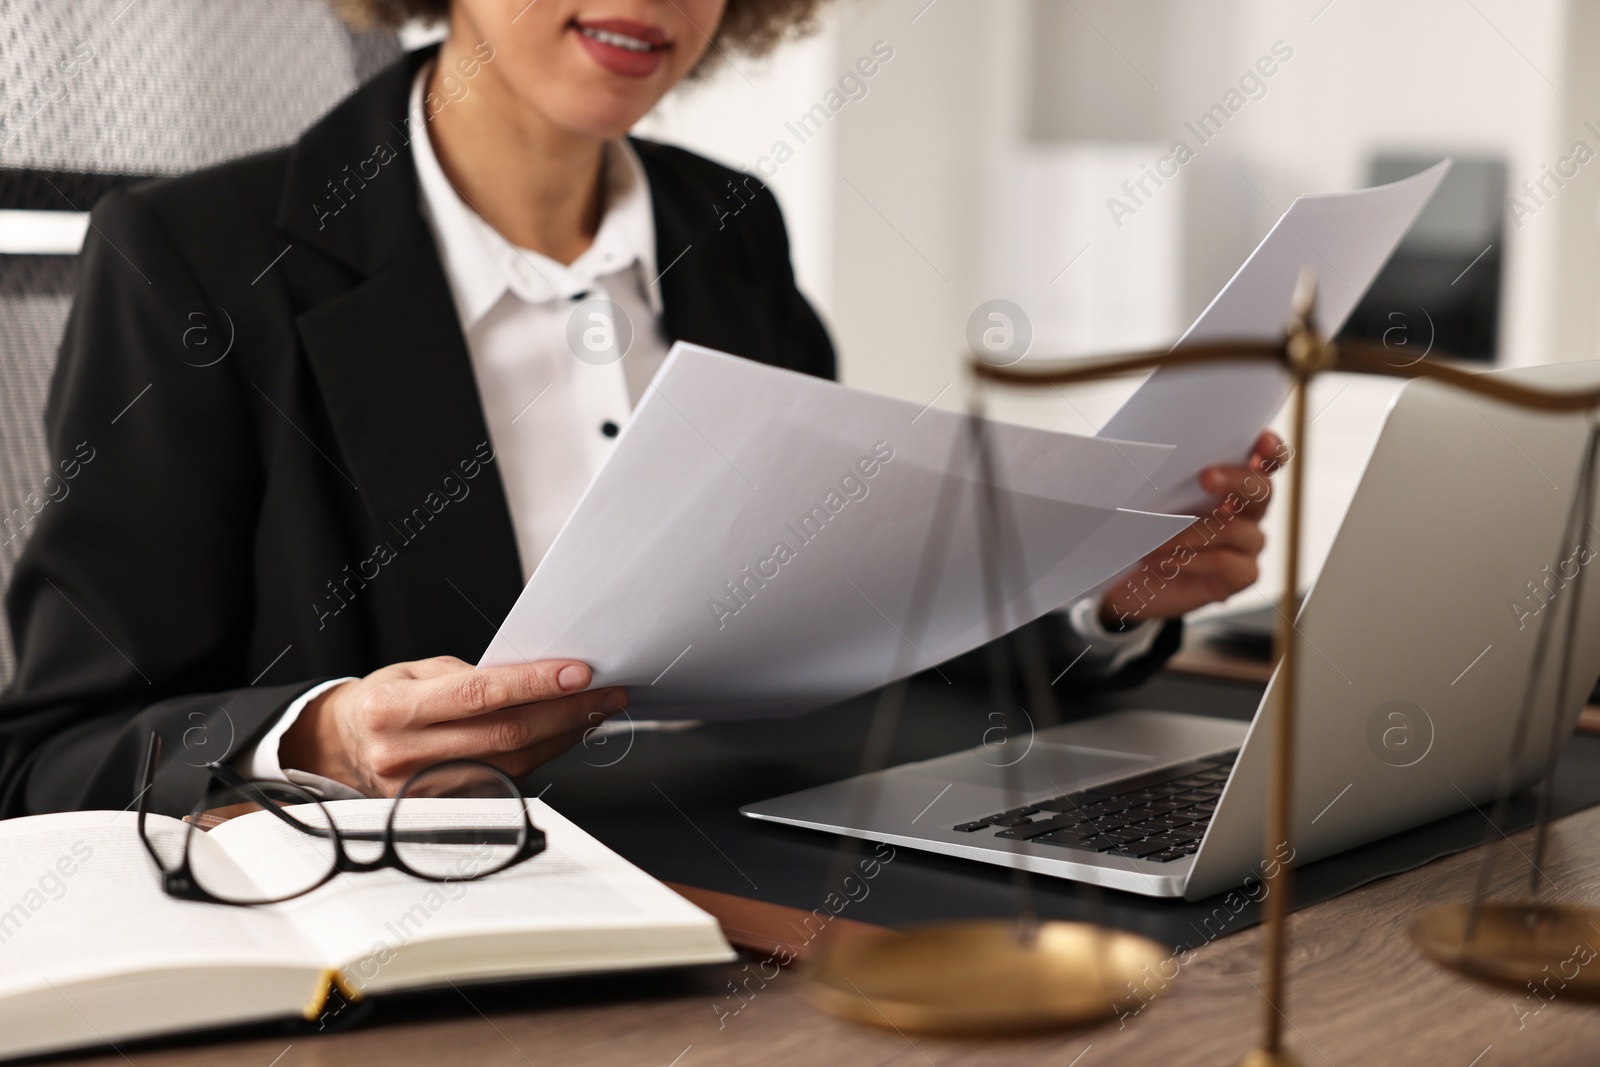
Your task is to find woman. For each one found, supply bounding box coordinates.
[0,0,1276,816]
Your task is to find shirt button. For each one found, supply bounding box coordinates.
[601,420,620,438]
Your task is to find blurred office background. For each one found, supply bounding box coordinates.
[638,0,1600,614]
[3,0,1597,635]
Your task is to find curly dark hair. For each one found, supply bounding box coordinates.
[333,0,830,73]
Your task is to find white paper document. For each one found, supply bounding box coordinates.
[481,344,1191,718]
[1100,161,1450,515]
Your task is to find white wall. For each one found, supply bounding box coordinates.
[824,0,1021,408]
[1225,0,1576,370]
[639,0,1600,379]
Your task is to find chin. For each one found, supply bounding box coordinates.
[541,81,658,142]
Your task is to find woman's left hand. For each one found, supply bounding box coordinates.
[1098,430,1285,628]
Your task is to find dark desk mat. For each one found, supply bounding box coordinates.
[534,674,1600,955]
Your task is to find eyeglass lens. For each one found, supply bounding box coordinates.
[390,762,528,880]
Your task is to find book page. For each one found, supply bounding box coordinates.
[209,799,726,978]
[0,812,320,997]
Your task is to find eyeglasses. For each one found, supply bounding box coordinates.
[136,733,546,906]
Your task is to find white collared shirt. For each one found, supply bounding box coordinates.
[242,64,671,796]
[241,62,1156,793]
[411,68,668,582]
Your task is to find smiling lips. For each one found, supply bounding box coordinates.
[571,17,671,78]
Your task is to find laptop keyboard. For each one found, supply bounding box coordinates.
[950,750,1238,864]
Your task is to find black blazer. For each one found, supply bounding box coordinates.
[0,47,1175,819]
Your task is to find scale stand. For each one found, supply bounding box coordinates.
[803,271,1600,1058]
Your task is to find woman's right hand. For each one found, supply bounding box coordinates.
[278,655,627,796]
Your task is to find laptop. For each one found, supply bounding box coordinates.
[742,360,1600,899]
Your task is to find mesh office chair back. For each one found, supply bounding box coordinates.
[0,0,401,685]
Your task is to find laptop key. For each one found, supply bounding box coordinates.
[1082,798,1134,815]
[1031,832,1103,851]
[988,814,1034,827]
[1149,848,1189,863]
[995,821,1068,840]
[1047,812,1090,827]
[1002,814,1088,837]
[1079,835,1122,852]
[971,752,1238,853]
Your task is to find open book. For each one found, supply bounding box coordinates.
[0,799,734,1060]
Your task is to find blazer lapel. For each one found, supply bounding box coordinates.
[277,46,524,659]
[636,141,782,366]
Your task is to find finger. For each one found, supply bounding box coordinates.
[408,660,596,724]
[1198,465,1273,517]
[1253,430,1285,470]
[486,725,594,781]
[422,687,629,760]
[401,655,475,681]
[1210,550,1260,596]
[363,722,594,796]
[1130,514,1251,577]
[1185,517,1265,557]
[1174,548,1260,592]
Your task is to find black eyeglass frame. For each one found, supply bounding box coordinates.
[136,732,546,905]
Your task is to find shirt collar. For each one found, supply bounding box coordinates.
[409,63,660,329]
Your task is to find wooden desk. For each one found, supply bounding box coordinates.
[68,806,1600,1065]
[53,658,1600,1065]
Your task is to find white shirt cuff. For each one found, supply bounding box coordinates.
[1063,595,1163,675]
[237,677,368,800]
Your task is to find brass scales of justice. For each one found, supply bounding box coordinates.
[793,271,1600,1064]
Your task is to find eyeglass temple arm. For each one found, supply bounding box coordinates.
[346,827,528,845]
[139,731,161,803]
[203,760,343,838]
[135,732,165,866]
[204,761,527,845]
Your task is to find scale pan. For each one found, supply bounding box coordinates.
[802,919,1170,1035]
[1412,902,1600,1000]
